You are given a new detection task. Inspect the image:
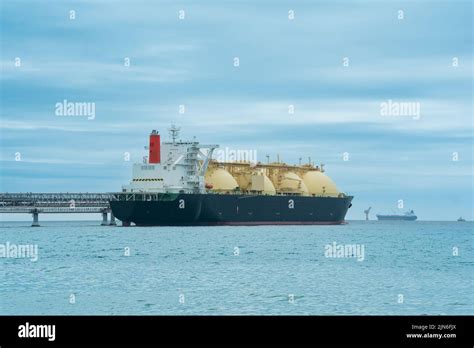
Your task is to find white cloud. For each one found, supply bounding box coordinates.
[0,60,191,87]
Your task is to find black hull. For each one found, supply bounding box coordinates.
[110,193,353,226]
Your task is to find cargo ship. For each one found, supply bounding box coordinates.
[376,210,417,221]
[109,126,353,226]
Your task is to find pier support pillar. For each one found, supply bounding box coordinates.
[101,212,108,226]
[109,212,117,226]
[31,211,40,227]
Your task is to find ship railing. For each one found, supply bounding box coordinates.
[110,192,179,202]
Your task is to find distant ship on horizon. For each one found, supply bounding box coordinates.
[376,210,417,221]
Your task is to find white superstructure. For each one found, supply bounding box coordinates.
[122,126,218,194]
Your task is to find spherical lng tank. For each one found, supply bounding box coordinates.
[204,167,239,192]
[273,171,309,196]
[302,171,340,197]
[234,170,276,195]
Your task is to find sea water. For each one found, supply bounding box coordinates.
[0,221,472,315]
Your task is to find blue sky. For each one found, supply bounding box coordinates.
[0,0,472,221]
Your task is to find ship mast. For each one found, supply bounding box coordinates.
[169,124,181,143]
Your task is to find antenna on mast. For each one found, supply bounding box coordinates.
[169,124,181,143]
